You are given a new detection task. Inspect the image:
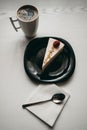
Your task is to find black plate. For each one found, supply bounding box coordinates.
[24,37,76,83]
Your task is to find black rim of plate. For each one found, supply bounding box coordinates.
[24,37,76,83]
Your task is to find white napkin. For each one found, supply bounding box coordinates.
[24,84,70,127]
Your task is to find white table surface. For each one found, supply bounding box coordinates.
[0,0,87,130]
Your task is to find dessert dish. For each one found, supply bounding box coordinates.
[24,37,76,83]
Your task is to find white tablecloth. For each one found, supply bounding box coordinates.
[0,0,87,130]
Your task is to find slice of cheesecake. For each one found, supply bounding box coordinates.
[42,38,64,70]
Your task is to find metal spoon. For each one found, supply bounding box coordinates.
[22,93,65,108]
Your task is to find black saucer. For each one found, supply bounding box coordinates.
[24,37,76,83]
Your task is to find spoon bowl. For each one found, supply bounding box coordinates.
[52,93,65,104]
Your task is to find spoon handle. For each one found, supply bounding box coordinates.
[22,99,50,108]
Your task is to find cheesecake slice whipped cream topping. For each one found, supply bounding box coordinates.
[42,38,64,70]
